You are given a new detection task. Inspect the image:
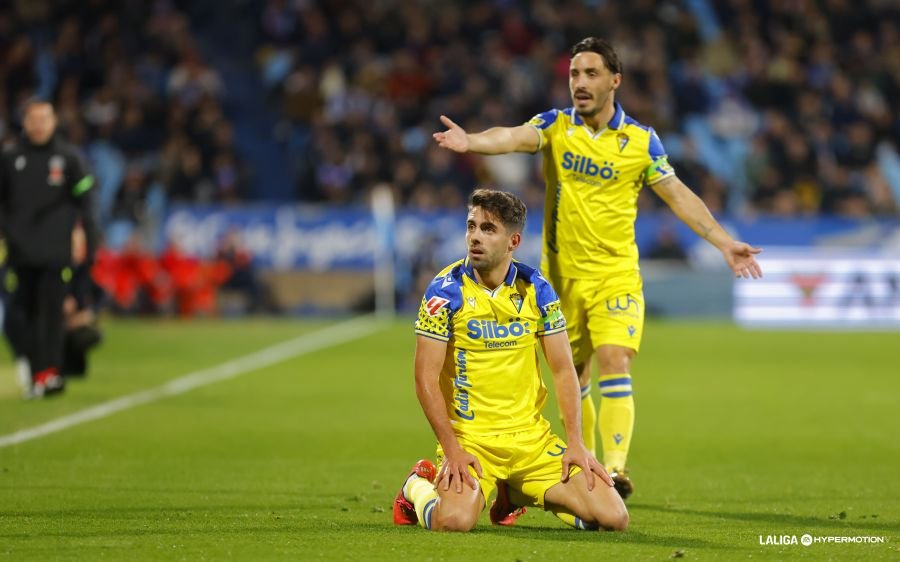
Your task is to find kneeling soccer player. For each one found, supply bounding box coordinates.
[393,189,628,532]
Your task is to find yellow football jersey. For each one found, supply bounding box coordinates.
[526,103,675,279]
[414,258,567,437]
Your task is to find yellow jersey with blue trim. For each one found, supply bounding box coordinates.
[414,258,567,437]
[525,103,676,279]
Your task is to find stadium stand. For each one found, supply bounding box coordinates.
[1,0,898,315]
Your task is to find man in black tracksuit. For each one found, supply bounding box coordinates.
[0,101,97,398]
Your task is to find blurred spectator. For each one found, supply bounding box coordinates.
[159,241,231,317]
[169,145,211,202]
[112,165,150,224]
[216,230,272,313]
[91,233,170,314]
[645,225,689,263]
[62,225,103,378]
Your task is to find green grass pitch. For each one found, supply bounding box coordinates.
[0,317,897,560]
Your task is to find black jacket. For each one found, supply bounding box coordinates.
[0,135,97,267]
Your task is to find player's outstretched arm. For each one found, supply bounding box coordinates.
[432,115,540,155]
[651,175,763,279]
[414,335,483,493]
[540,332,614,491]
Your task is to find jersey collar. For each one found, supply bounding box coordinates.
[463,258,518,288]
[569,102,626,135]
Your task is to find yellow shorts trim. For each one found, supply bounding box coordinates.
[552,272,645,366]
[436,424,579,509]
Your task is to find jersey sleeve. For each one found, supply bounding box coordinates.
[68,152,95,198]
[414,273,463,342]
[532,272,567,336]
[524,109,560,153]
[642,128,676,186]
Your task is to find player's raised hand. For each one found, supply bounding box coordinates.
[723,241,763,279]
[560,442,614,491]
[433,115,470,153]
[437,448,483,494]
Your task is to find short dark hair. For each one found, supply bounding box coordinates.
[23,98,54,113]
[571,37,622,75]
[468,189,527,233]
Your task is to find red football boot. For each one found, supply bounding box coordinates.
[489,481,527,526]
[392,459,437,525]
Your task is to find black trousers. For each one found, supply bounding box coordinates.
[8,266,67,377]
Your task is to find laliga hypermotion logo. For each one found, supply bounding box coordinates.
[425,296,449,316]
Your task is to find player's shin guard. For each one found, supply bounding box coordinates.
[580,383,597,456]
[598,374,634,471]
[406,477,440,529]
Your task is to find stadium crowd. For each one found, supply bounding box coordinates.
[3,0,898,227]
[1,0,899,323]
[260,0,900,217]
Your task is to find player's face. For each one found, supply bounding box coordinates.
[466,207,519,272]
[23,103,57,145]
[569,52,620,117]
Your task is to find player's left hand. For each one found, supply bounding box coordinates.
[560,442,614,491]
[723,241,763,279]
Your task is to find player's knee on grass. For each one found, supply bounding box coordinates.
[584,486,629,531]
[550,473,629,532]
[433,509,479,532]
[592,499,629,532]
[432,502,480,532]
[432,484,483,532]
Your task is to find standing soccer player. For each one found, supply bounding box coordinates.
[434,37,762,499]
[393,189,628,532]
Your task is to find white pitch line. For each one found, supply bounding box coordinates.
[0,315,384,449]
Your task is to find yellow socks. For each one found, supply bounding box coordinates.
[598,373,634,471]
[404,476,439,529]
[551,507,600,530]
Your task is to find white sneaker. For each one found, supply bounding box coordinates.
[15,357,32,399]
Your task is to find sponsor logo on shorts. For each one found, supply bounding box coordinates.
[547,444,567,457]
[606,295,641,320]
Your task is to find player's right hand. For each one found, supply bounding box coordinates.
[433,115,470,153]
[437,448,483,493]
[560,442,614,491]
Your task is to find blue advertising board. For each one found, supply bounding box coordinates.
[163,205,900,270]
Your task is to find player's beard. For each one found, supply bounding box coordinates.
[573,90,611,117]
[469,247,502,276]
[574,102,598,117]
[470,252,496,272]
